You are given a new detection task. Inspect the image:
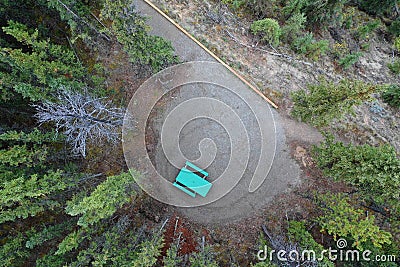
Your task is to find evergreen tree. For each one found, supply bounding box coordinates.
[291,78,379,127]
[0,21,87,102]
[65,172,138,227]
[313,134,400,213]
[100,0,178,72]
[0,129,72,223]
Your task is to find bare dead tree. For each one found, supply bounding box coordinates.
[34,89,125,157]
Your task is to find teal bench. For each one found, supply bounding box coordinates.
[173,161,212,197]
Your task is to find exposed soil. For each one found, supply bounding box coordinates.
[161,213,198,256]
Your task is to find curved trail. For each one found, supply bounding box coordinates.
[130,0,321,224]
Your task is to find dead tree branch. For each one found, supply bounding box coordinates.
[225,30,314,67]
[54,0,111,41]
[34,89,126,157]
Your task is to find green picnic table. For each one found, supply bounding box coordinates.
[173,161,212,197]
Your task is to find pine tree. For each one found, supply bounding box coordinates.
[189,238,219,267]
[100,0,178,72]
[313,134,400,212]
[0,129,71,223]
[291,78,379,127]
[0,21,87,102]
[65,172,138,227]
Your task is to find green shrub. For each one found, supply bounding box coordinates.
[0,131,72,223]
[250,18,281,47]
[291,78,378,127]
[283,0,347,26]
[46,0,97,43]
[239,0,278,18]
[358,0,396,15]
[164,243,183,267]
[389,19,400,37]
[55,229,86,255]
[292,33,329,60]
[332,41,350,58]
[0,233,29,267]
[282,0,304,16]
[254,235,278,266]
[313,135,400,212]
[36,251,68,267]
[281,13,307,42]
[316,193,392,251]
[395,36,400,51]
[222,0,246,9]
[387,59,400,75]
[25,221,74,249]
[356,20,380,40]
[251,261,277,267]
[69,224,164,267]
[382,84,400,108]
[342,6,356,29]
[339,52,363,69]
[189,244,219,267]
[292,33,313,53]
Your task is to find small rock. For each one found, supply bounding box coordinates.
[294,146,307,159]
